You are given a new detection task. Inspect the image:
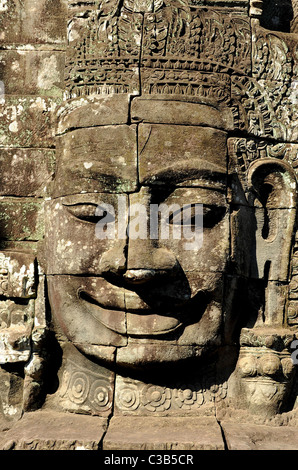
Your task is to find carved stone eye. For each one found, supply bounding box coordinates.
[169,205,200,226]
[64,203,114,224]
[169,205,226,228]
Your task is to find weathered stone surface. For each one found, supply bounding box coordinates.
[0,366,24,422]
[131,97,234,130]
[114,370,226,416]
[46,275,127,347]
[103,416,225,450]
[0,0,298,451]
[125,186,229,273]
[0,0,67,46]
[0,298,34,364]
[44,193,128,275]
[53,126,138,197]
[221,421,298,450]
[47,343,115,417]
[138,124,228,186]
[250,23,298,142]
[0,198,43,241]
[252,208,296,281]
[0,251,36,298]
[0,51,64,97]
[0,96,57,148]
[0,410,107,450]
[56,95,131,135]
[0,149,55,196]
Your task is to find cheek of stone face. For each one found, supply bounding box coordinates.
[160,211,230,274]
[151,187,230,275]
[47,275,128,347]
[176,271,225,347]
[44,194,128,275]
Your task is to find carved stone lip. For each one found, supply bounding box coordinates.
[78,288,148,313]
[111,312,182,337]
[78,289,184,336]
[78,287,190,314]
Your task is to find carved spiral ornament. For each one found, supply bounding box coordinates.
[89,380,112,411]
[117,385,140,411]
[68,371,90,404]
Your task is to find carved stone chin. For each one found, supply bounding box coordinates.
[1,0,298,451]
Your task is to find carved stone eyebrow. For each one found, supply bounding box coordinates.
[140,167,227,190]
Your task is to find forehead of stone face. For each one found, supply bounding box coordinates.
[53,96,229,197]
[53,124,138,197]
[56,95,234,134]
[138,124,228,189]
[131,96,234,131]
[56,95,131,135]
[53,95,133,197]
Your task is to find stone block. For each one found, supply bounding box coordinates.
[56,95,131,135]
[252,207,296,282]
[46,275,127,347]
[124,185,229,274]
[221,421,298,450]
[114,373,225,417]
[230,205,255,277]
[44,193,128,275]
[231,74,298,142]
[53,125,138,197]
[33,275,47,329]
[131,97,234,130]
[0,410,107,450]
[48,343,115,417]
[0,198,43,241]
[0,149,55,196]
[155,200,229,274]
[230,204,296,283]
[0,0,67,46]
[0,250,36,298]
[0,298,34,364]
[0,0,295,447]
[0,50,64,97]
[103,416,225,450]
[138,124,228,187]
[287,299,298,325]
[115,331,221,368]
[0,366,23,422]
[0,96,57,148]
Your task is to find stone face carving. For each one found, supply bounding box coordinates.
[1,0,298,450]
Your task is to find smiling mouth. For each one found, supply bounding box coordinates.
[78,287,207,337]
[78,289,187,336]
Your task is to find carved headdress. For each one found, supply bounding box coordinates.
[64,0,297,143]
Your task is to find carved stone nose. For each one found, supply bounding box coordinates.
[123,265,179,284]
[98,244,127,275]
[126,243,178,275]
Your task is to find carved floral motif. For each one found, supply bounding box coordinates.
[59,359,113,415]
[115,374,227,414]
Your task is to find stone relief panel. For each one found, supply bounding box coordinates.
[114,371,228,416]
[0,0,64,429]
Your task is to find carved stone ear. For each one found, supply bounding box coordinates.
[247,158,297,283]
